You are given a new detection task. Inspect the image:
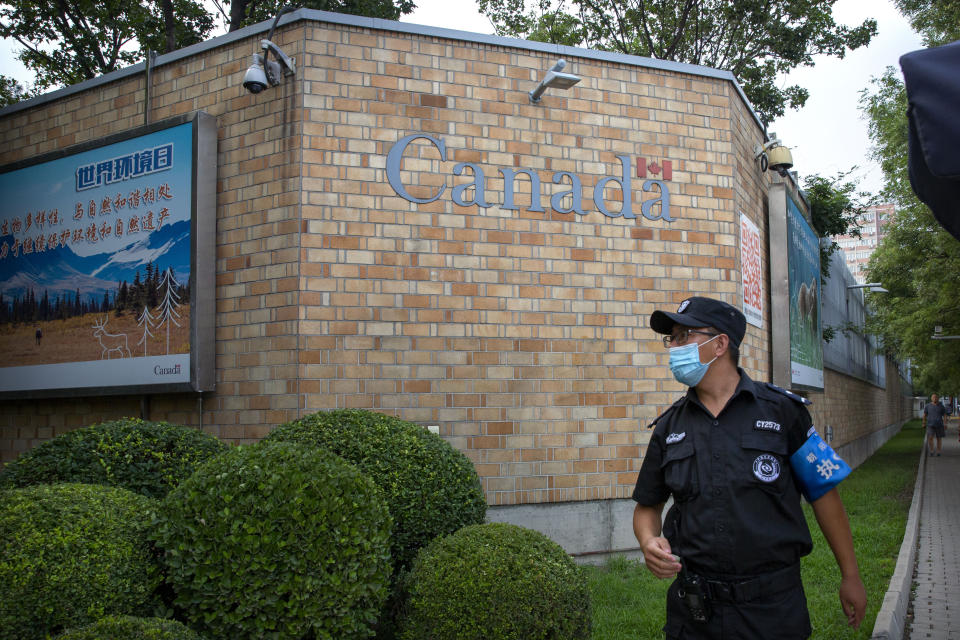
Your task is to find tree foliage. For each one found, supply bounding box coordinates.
[859,1,960,395]
[893,0,960,47]
[0,0,417,99]
[0,73,36,107]
[803,170,869,283]
[0,0,214,91]
[219,0,416,32]
[476,0,876,124]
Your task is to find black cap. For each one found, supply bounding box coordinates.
[650,296,747,348]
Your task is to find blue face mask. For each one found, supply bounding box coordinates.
[669,335,718,387]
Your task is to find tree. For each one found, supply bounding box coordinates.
[116,280,129,316]
[864,205,960,394]
[157,267,182,354]
[138,0,215,55]
[218,0,415,32]
[137,304,156,356]
[477,0,876,124]
[858,0,960,394]
[1,0,417,98]
[803,170,870,282]
[0,0,213,91]
[893,0,960,48]
[0,74,36,107]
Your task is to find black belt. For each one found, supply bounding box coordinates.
[697,563,802,604]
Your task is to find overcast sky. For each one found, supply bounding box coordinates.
[1,0,923,197]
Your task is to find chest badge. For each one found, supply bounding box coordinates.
[666,432,686,445]
[755,420,781,432]
[753,454,781,483]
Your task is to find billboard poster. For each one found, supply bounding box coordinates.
[739,212,763,328]
[0,113,215,397]
[786,192,824,389]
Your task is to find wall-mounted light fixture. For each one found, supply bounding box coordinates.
[529,59,581,103]
[754,133,793,175]
[242,5,298,94]
[847,282,889,293]
[932,325,960,340]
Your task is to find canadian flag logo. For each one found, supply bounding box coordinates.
[636,158,672,181]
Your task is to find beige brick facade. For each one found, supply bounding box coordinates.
[0,11,912,519]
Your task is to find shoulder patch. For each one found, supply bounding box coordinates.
[764,382,812,405]
[648,396,686,429]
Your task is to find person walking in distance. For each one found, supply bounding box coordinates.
[632,296,866,639]
[922,393,948,456]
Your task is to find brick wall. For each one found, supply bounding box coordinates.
[809,359,914,447]
[292,22,767,505]
[0,24,307,452]
[1,13,901,512]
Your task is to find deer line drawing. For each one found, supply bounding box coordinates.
[93,316,132,359]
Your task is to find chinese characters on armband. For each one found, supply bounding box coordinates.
[788,427,851,502]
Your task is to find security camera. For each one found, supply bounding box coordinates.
[241,42,295,95]
[242,5,297,95]
[754,132,793,175]
[243,55,269,94]
[767,144,794,174]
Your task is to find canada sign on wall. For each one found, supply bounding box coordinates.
[386,134,674,222]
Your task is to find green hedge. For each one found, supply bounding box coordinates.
[400,523,592,640]
[0,483,160,640]
[152,441,392,639]
[265,409,487,573]
[55,615,205,639]
[0,418,228,499]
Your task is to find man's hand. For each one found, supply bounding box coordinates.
[641,535,682,579]
[839,574,867,628]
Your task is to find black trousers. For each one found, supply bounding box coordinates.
[663,574,812,640]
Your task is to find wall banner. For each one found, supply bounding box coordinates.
[0,112,216,398]
[785,192,824,390]
[739,212,763,328]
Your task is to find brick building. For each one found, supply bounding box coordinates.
[0,10,912,556]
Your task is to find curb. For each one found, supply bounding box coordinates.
[870,439,927,640]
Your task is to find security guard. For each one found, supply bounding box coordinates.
[632,297,866,639]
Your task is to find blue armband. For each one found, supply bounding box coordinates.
[789,429,851,502]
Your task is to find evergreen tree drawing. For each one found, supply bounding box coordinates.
[157,267,182,355]
[137,305,156,357]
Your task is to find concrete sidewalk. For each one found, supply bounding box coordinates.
[870,419,960,640]
[906,420,960,640]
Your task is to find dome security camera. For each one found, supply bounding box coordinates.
[241,43,294,95]
[243,55,269,94]
[754,132,793,175]
[241,6,297,95]
[767,144,794,175]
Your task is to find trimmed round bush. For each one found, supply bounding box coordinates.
[264,409,487,573]
[0,483,160,640]
[400,523,592,640]
[0,417,228,499]
[55,615,205,639]
[152,441,392,639]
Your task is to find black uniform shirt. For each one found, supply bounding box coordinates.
[632,370,814,577]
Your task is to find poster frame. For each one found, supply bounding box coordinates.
[0,111,216,399]
[767,182,824,392]
[739,211,763,328]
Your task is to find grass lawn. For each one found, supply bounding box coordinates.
[583,419,923,639]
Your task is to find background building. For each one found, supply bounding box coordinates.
[834,203,895,283]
